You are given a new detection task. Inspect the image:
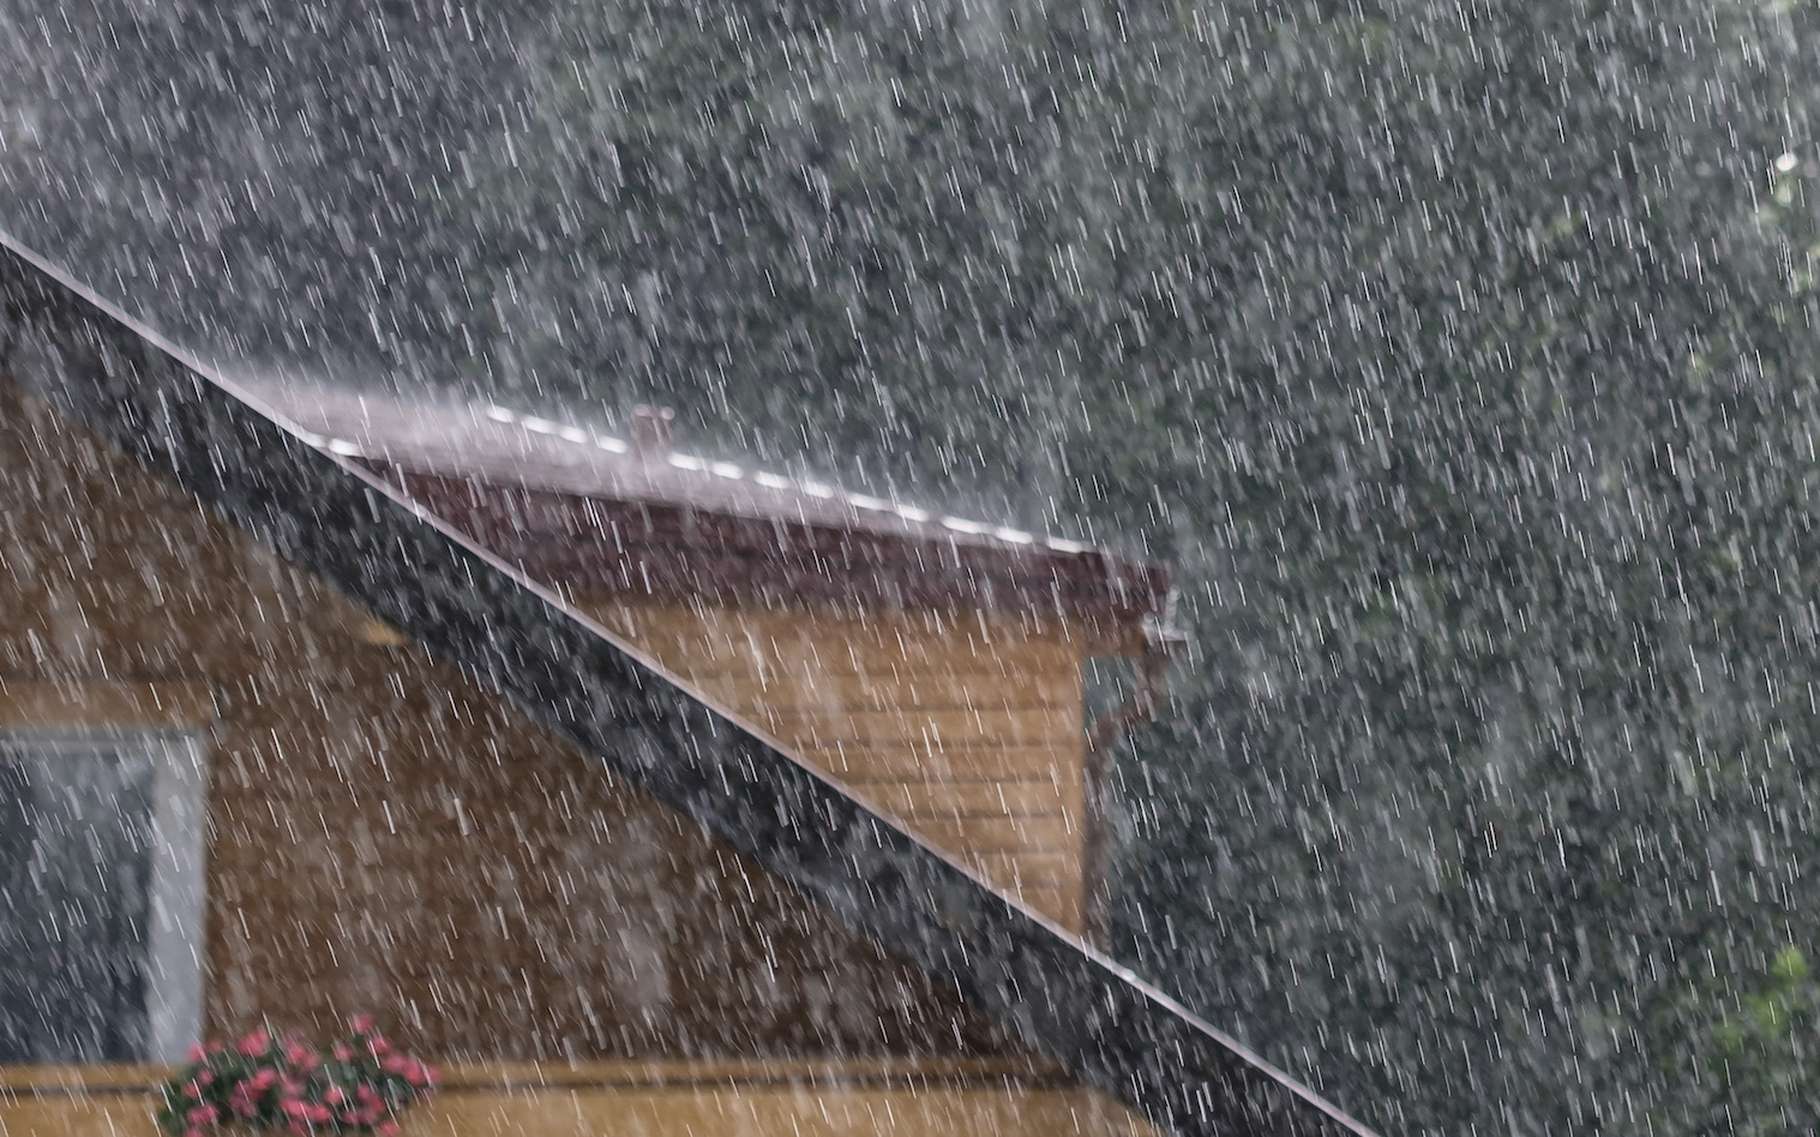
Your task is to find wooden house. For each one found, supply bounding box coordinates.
[0,235,1371,1137]
[246,384,1179,938]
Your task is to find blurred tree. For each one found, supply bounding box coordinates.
[461,1,1820,1132]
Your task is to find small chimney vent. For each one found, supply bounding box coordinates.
[631,405,675,458]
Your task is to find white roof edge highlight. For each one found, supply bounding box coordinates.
[469,399,1103,556]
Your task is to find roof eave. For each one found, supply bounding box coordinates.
[359,461,1172,640]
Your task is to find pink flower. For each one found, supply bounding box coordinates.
[236,1029,272,1057]
[324,1087,347,1106]
[197,1071,215,1088]
[376,1121,400,1137]
[182,1081,205,1100]
[366,1034,392,1057]
[284,1042,320,1070]
[281,1099,332,1124]
[348,1014,376,1035]
[185,1105,220,1126]
[249,1068,279,1092]
[185,1044,208,1064]
[183,1128,206,1137]
[391,1059,436,1090]
[331,1043,353,1062]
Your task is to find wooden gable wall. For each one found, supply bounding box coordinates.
[0,377,1022,1062]
[586,600,1094,932]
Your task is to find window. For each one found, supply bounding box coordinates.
[0,731,207,1063]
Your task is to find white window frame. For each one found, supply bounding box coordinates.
[0,729,209,1062]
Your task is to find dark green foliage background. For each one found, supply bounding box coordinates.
[7,0,1820,1131]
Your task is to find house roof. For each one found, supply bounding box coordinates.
[240,382,1170,635]
[0,231,1377,1137]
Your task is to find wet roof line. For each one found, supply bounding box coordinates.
[464,400,1087,555]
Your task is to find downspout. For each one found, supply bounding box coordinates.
[1081,591,1186,947]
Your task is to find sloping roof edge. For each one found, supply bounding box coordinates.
[0,233,1377,1137]
[245,379,1175,632]
[360,462,1172,636]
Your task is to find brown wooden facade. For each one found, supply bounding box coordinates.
[585,599,1096,931]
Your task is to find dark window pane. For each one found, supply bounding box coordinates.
[0,740,156,1063]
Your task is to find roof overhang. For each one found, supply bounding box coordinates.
[242,380,1174,642]
[358,461,1170,646]
[0,232,1376,1137]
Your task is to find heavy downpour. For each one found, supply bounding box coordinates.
[0,1,1816,1135]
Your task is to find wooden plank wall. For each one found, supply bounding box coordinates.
[587,601,1091,932]
[0,379,1024,1063]
[0,1060,1158,1137]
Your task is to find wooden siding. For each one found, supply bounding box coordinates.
[0,1061,1157,1137]
[0,379,1022,1063]
[587,600,1092,931]
[0,679,216,731]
